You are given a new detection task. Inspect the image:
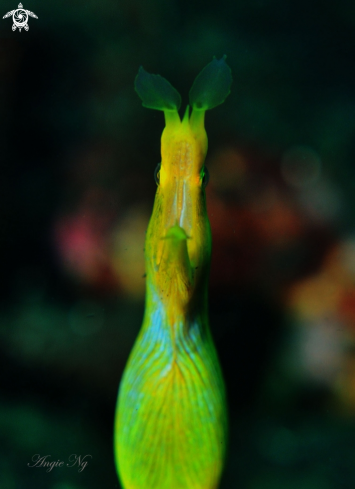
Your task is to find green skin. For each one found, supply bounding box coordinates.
[114,57,232,489]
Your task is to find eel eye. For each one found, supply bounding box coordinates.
[154,163,161,185]
[202,166,210,188]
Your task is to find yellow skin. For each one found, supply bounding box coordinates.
[114,58,232,489]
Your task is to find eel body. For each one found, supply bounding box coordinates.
[114,57,232,489]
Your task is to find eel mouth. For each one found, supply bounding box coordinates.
[152,108,207,290]
[160,136,197,237]
[158,156,196,283]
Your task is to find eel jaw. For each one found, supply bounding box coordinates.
[148,108,209,309]
[156,223,194,307]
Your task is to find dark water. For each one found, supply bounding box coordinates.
[1,1,355,488]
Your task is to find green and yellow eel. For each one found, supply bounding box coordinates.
[114,57,232,489]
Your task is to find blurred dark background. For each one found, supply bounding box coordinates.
[1,1,355,488]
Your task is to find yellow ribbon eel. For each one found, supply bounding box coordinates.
[114,56,232,489]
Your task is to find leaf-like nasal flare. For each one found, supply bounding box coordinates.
[135,66,181,111]
[189,55,232,110]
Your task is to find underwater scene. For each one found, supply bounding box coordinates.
[1,1,355,488]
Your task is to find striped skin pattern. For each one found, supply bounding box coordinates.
[114,57,232,489]
[117,305,226,489]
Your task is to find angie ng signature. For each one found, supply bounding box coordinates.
[27,454,92,472]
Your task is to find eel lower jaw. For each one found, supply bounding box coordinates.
[156,223,194,300]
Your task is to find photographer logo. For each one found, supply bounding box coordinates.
[3,3,38,32]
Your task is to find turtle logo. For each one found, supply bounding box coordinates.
[3,3,38,32]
